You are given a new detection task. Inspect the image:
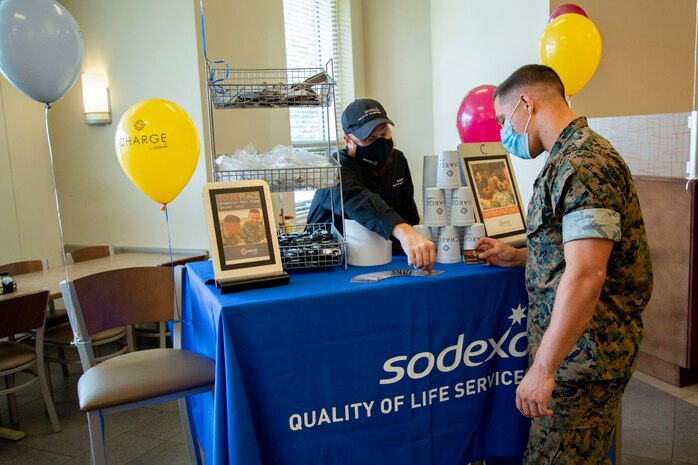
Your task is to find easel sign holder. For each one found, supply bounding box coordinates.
[203,180,289,293]
[457,142,527,247]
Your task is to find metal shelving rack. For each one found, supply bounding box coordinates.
[205,59,347,270]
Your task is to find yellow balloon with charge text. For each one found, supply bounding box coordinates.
[115,99,200,207]
[539,14,602,97]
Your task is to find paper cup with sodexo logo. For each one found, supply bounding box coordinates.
[423,188,448,226]
[435,150,462,189]
[436,226,462,264]
[450,186,476,226]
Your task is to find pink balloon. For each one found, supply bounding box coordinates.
[549,3,588,22]
[456,85,501,144]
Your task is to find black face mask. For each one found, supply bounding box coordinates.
[355,137,394,168]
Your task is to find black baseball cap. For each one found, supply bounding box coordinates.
[341,99,394,140]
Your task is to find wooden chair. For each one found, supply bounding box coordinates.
[0,259,70,329]
[0,290,61,433]
[136,251,209,349]
[0,259,48,276]
[66,245,114,265]
[67,244,160,352]
[60,266,213,465]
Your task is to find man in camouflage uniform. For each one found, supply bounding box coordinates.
[476,64,653,464]
[239,208,266,244]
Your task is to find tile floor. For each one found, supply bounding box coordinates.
[621,371,698,465]
[1,365,698,464]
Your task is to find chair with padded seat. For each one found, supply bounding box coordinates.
[0,289,61,433]
[60,265,213,465]
[65,245,114,265]
[0,259,67,329]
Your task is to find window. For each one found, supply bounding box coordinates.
[283,0,353,222]
[283,0,352,148]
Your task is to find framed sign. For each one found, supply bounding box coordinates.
[457,142,527,246]
[203,180,286,287]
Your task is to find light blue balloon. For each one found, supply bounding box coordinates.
[0,0,84,104]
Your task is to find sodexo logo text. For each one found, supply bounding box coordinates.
[379,304,528,385]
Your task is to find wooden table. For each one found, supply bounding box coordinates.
[12,252,206,300]
[0,286,49,302]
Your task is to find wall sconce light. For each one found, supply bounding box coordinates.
[81,73,111,126]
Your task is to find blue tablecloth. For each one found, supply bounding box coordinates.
[182,257,531,465]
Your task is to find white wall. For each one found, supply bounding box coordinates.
[49,0,208,251]
[0,79,63,265]
[430,0,549,207]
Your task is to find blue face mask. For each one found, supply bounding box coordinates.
[500,100,533,160]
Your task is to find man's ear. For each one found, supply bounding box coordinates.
[520,94,534,115]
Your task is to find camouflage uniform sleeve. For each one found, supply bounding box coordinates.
[562,208,621,243]
[550,153,624,244]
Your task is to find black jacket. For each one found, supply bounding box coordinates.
[307,147,420,241]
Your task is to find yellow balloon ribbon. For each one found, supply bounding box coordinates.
[539,13,602,96]
[114,99,200,207]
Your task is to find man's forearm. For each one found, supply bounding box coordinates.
[532,269,603,376]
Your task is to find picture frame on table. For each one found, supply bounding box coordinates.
[202,180,288,291]
[457,142,527,247]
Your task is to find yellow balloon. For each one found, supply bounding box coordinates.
[539,13,602,96]
[115,99,200,207]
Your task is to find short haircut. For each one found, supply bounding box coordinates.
[493,64,566,103]
[223,215,240,224]
[249,208,260,215]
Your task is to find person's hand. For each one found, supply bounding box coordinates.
[515,362,554,418]
[474,237,525,268]
[392,223,436,271]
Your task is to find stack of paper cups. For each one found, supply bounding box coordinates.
[423,188,448,226]
[436,226,462,264]
[463,222,486,250]
[436,150,462,189]
[450,187,476,226]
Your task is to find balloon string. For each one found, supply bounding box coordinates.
[164,206,181,327]
[44,104,70,285]
[2,85,22,257]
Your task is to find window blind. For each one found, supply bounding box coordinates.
[283,0,351,147]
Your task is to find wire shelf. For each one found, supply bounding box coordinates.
[277,223,345,269]
[215,155,340,192]
[209,66,335,109]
